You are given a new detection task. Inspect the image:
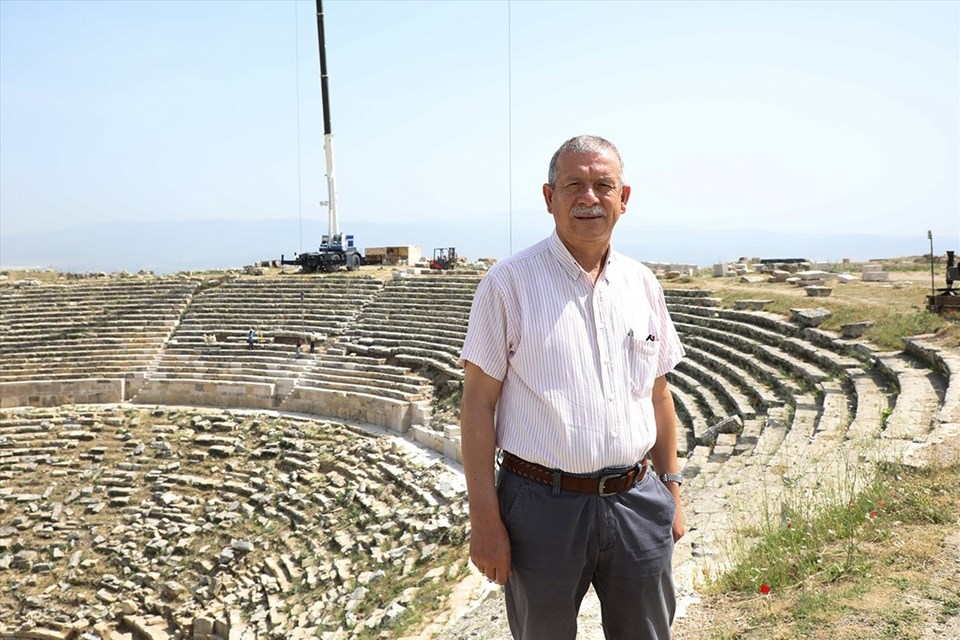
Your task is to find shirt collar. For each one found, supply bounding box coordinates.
[547,230,617,284]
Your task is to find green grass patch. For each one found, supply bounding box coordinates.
[711,463,960,595]
[696,463,960,639]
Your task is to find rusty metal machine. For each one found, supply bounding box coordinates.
[927,249,960,314]
[430,247,457,270]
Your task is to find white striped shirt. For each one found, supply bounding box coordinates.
[460,231,685,474]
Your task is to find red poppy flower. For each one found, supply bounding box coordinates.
[760,583,771,595]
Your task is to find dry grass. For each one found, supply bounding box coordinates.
[673,463,960,640]
[672,269,959,349]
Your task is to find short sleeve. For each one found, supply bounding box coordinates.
[460,275,510,381]
[652,284,685,378]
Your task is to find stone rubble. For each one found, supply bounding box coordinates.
[0,407,469,639]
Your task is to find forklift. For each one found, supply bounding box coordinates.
[430,247,457,270]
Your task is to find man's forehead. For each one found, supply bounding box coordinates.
[556,150,620,177]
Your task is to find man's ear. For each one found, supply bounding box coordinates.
[542,183,554,214]
[620,184,631,213]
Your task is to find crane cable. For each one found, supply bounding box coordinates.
[294,0,304,256]
[294,0,305,335]
[507,0,513,255]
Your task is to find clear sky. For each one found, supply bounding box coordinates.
[1,0,957,256]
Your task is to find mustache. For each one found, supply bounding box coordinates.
[571,205,605,218]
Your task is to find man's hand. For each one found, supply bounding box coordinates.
[666,482,686,542]
[469,510,512,585]
[461,362,509,584]
[648,375,686,542]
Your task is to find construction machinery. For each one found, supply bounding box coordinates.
[926,249,960,314]
[430,247,457,270]
[281,0,361,273]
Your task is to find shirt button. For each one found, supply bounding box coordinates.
[611,431,619,439]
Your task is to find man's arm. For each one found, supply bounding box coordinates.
[460,361,511,585]
[647,375,686,542]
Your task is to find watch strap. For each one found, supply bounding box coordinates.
[659,472,684,485]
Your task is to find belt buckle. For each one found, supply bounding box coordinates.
[598,473,623,497]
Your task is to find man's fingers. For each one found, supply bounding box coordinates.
[473,561,508,585]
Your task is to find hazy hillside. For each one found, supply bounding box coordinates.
[0,216,939,274]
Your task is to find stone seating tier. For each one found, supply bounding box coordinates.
[186,301,376,319]
[673,317,833,388]
[661,289,715,298]
[344,327,467,350]
[664,295,723,308]
[352,314,468,333]
[294,376,428,402]
[389,275,482,288]
[0,367,153,383]
[345,338,461,369]
[1,343,164,359]
[143,342,317,372]
[681,343,783,408]
[315,351,392,367]
[816,379,854,439]
[668,304,866,374]
[148,370,300,385]
[375,290,478,305]
[1,278,199,390]
[344,338,460,365]
[345,314,467,344]
[674,358,758,419]
[666,385,712,452]
[681,334,804,397]
[356,302,475,319]
[666,368,728,426]
[391,353,465,380]
[382,277,479,290]
[160,344,315,359]
[308,362,430,386]
[873,353,944,445]
[359,308,472,325]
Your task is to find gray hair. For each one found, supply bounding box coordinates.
[547,135,624,187]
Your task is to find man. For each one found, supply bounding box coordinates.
[460,135,686,640]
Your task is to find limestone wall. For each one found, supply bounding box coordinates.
[131,378,279,411]
[0,378,125,408]
[280,386,413,433]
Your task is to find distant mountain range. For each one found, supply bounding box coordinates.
[0,217,944,274]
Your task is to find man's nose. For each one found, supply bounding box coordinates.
[576,185,600,205]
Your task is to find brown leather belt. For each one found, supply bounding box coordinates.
[500,452,646,497]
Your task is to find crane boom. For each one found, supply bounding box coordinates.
[316,0,338,238]
[280,0,360,273]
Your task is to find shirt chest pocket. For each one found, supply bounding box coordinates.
[629,336,660,399]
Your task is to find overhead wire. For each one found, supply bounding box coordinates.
[507,0,513,255]
[294,0,304,256]
[294,0,305,332]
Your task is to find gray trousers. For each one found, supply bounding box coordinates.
[497,465,677,640]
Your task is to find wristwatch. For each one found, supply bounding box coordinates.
[659,472,684,486]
